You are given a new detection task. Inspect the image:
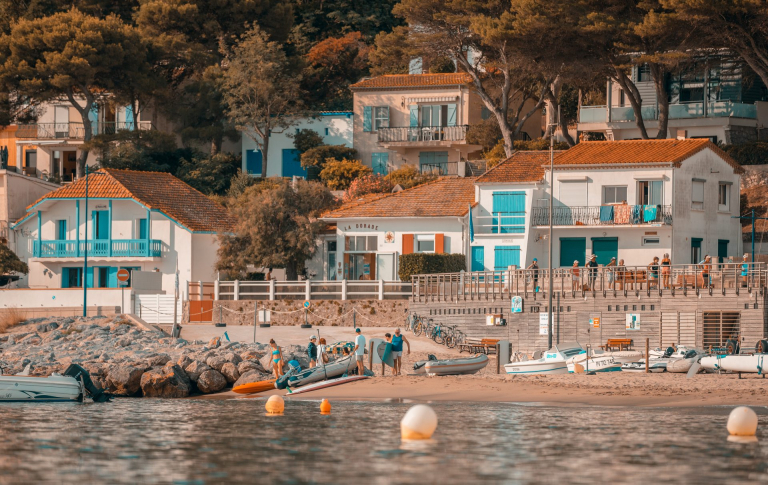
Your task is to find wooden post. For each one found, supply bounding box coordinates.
[496,343,501,374]
[645,338,650,373]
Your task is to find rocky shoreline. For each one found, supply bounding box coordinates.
[0,316,311,398]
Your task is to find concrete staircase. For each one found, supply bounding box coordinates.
[466,160,487,177]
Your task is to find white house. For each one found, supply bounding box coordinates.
[308,177,476,281]
[11,169,234,295]
[241,112,354,178]
[471,139,743,271]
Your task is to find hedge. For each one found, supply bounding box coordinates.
[398,253,466,281]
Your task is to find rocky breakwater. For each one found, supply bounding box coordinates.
[0,316,311,398]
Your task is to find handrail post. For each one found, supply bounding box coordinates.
[214,279,220,301]
[305,279,311,301]
[378,279,384,300]
[341,278,347,301]
[269,279,276,301]
[234,280,240,301]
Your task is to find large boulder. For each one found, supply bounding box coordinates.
[196,369,227,394]
[177,355,193,370]
[106,365,144,396]
[237,361,263,375]
[239,350,262,361]
[145,353,171,367]
[140,363,190,398]
[233,370,269,389]
[259,353,275,372]
[206,355,227,372]
[36,321,59,333]
[224,352,242,366]
[184,360,210,382]
[207,337,221,349]
[220,362,240,384]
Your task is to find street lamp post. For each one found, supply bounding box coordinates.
[82,165,89,317]
[547,107,559,349]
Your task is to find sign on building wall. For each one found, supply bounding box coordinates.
[626,314,640,330]
[511,296,523,313]
[385,231,395,243]
[539,313,549,335]
[590,317,600,329]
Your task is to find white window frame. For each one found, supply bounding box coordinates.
[603,185,628,205]
[373,107,389,131]
[642,236,660,246]
[718,183,731,212]
[691,179,705,210]
[415,235,435,254]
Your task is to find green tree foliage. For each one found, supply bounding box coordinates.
[0,244,28,275]
[467,118,503,153]
[300,145,358,169]
[90,130,194,173]
[0,0,139,34]
[0,9,155,177]
[176,153,241,196]
[722,142,768,166]
[343,174,392,202]
[226,170,258,200]
[301,32,370,110]
[292,129,325,154]
[384,164,436,190]
[216,179,338,280]
[398,254,465,281]
[368,26,415,76]
[292,0,403,44]
[221,25,302,176]
[319,158,371,190]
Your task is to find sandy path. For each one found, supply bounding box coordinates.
[204,372,768,407]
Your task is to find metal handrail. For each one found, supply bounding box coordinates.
[16,121,153,140]
[531,205,672,226]
[377,125,469,143]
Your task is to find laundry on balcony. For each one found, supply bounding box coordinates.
[643,205,658,223]
[631,205,642,224]
[599,205,614,224]
[614,204,631,224]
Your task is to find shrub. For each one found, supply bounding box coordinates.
[343,174,392,201]
[319,158,371,190]
[384,164,436,189]
[176,152,241,196]
[721,142,768,166]
[513,138,569,151]
[300,144,358,168]
[398,253,466,281]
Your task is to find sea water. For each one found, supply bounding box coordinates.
[1,399,767,484]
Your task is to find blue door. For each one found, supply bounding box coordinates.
[93,211,109,240]
[494,246,521,271]
[246,150,262,175]
[718,239,729,263]
[492,191,526,234]
[372,152,389,175]
[560,237,586,267]
[591,238,618,266]
[138,218,147,239]
[471,246,485,271]
[282,149,306,178]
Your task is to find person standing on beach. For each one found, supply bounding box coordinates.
[390,328,410,376]
[307,336,317,368]
[317,338,328,366]
[586,255,598,290]
[269,339,284,378]
[353,328,366,376]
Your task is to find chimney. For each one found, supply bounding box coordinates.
[676,129,688,140]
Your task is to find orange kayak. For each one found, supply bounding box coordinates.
[233,379,277,394]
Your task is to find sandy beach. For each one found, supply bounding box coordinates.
[210,372,768,407]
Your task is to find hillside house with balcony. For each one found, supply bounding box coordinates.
[578,60,768,143]
[11,169,234,295]
[350,73,542,177]
[471,139,743,272]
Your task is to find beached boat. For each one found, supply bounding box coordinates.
[566,354,621,373]
[621,360,667,372]
[604,350,644,364]
[424,354,489,376]
[666,349,702,373]
[287,375,369,395]
[275,355,357,389]
[700,354,767,374]
[504,342,584,375]
[233,379,277,395]
[0,374,83,402]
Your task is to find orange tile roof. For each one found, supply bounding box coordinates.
[323,177,476,219]
[23,169,235,233]
[476,151,562,184]
[553,139,743,172]
[350,73,473,89]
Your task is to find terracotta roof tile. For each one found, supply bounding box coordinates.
[323,177,476,219]
[351,73,473,89]
[476,151,561,184]
[553,139,743,172]
[23,169,235,233]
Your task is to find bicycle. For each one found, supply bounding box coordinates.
[430,322,446,345]
[444,325,460,349]
[412,316,424,336]
[422,319,434,340]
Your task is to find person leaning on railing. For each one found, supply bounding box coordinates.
[606,257,616,290]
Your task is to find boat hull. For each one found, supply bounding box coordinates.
[504,362,569,375]
[567,355,621,373]
[287,375,369,395]
[621,361,666,373]
[700,354,768,373]
[276,356,357,389]
[232,379,277,395]
[425,355,489,376]
[0,375,82,402]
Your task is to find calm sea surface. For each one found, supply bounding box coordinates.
[1,399,767,484]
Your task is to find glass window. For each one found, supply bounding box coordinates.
[345,236,355,251]
[638,181,663,205]
[603,186,628,204]
[328,240,337,252]
[692,180,704,209]
[417,239,435,253]
[355,236,367,251]
[718,183,730,211]
[373,107,389,130]
[642,237,660,245]
[637,64,651,82]
[367,236,378,251]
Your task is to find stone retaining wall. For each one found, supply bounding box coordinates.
[183,299,410,327]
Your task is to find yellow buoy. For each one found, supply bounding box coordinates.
[265,395,285,415]
[320,399,331,414]
[400,404,437,440]
[727,406,758,436]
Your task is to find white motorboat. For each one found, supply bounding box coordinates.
[621,347,695,373]
[604,350,644,364]
[425,354,489,376]
[566,353,621,373]
[666,349,702,373]
[276,355,358,389]
[700,354,768,374]
[0,364,110,402]
[504,342,584,375]
[621,360,667,373]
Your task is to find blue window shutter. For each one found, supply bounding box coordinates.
[435,151,448,165]
[246,150,262,175]
[108,267,118,288]
[139,218,147,240]
[57,220,67,240]
[419,152,434,165]
[62,268,70,288]
[124,105,134,128]
[409,105,418,127]
[494,246,521,271]
[447,104,457,126]
[492,191,526,234]
[281,148,306,178]
[471,246,485,271]
[363,106,372,132]
[85,267,94,288]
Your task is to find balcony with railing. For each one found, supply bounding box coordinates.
[579,100,758,124]
[33,239,162,258]
[15,121,154,140]
[377,125,468,145]
[531,205,672,226]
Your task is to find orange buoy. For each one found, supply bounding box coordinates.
[265,395,284,415]
[320,399,331,414]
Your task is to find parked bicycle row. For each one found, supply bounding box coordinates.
[405,313,466,349]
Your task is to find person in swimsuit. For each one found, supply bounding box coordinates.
[741,253,750,287]
[606,257,616,290]
[269,339,284,378]
[661,253,671,289]
[586,255,598,290]
[571,260,580,291]
[616,259,628,290]
[699,255,712,288]
[527,258,539,291]
[647,257,660,288]
[390,328,410,376]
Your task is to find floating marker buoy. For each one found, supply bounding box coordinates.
[728,406,758,436]
[401,404,437,440]
[265,395,284,414]
[320,399,331,414]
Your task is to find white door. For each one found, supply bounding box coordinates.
[376,253,395,281]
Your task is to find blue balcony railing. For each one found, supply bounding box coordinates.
[579,100,757,123]
[33,239,162,258]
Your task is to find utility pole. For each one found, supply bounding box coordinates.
[547,106,560,349]
[82,165,89,317]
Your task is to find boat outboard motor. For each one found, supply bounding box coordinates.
[427,354,438,361]
[663,347,675,358]
[756,339,768,354]
[63,364,111,402]
[683,349,698,359]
